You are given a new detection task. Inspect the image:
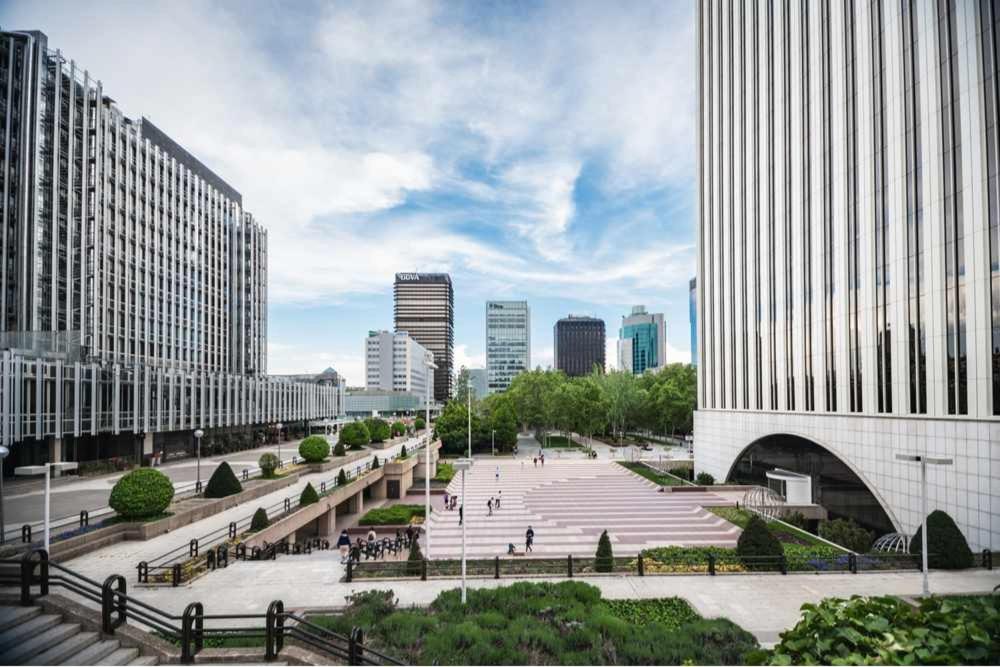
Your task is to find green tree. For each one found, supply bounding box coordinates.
[406,538,424,576]
[109,469,175,519]
[414,417,426,431]
[299,482,319,506]
[250,507,269,531]
[595,530,614,572]
[433,398,483,456]
[909,510,974,569]
[391,421,406,437]
[736,515,783,570]
[339,422,370,449]
[486,396,519,452]
[258,452,279,478]
[298,435,330,463]
[365,418,391,443]
[597,370,642,443]
[372,455,380,469]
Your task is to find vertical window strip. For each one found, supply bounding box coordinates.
[741,0,750,410]
[706,0,715,409]
[728,0,736,410]
[768,0,778,410]
[802,0,814,411]
[981,0,1000,415]
[784,1,795,411]
[872,0,892,413]
[754,0,764,410]
[823,0,837,412]
[845,0,863,412]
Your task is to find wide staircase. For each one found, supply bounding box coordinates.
[0,603,157,665]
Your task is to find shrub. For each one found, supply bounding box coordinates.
[415,417,426,431]
[298,435,330,463]
[372,456,380,469]
[434,462,455,483]
[391,421,406,437]
[365,418,391,443]
[299,482,319,506]
[399,445,408,459]
[333,442,346,457]
[337,469,348,486]
[109,468,174,519]
[819,517,874,553]
[406,538,424,576]
[339,422,370,450]
[695,472,715,486]
[669,467,692,481]
[250,507,269,531]
[782,510,808,530]
[204,461,243,498]
[595,530,614,572]
[909,509,974,569]
[258,452,279,478]
[360,504,427,526]
[736,515,783,570]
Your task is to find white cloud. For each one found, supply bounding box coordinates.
[269,341,364,384]
[453,344,486,373]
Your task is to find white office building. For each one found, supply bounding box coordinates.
[486,300,530,394]
[365,330,434,402]
[695,0,999,550]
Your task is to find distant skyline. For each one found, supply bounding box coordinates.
[0,1,697,385]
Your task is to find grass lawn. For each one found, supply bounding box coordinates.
[537,434,583,448]
[358,504,427,526]
[307,582,757,665]
[708,507,845,550]
[617,461,688,486]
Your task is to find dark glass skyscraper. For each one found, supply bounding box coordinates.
[393,273,454,401]
[554,316,605,377]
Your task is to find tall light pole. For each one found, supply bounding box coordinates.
[467,374,472,458]
[453,457,474,604]
[15,461,78,552]
[194,429,205,492]
[0,445,8,545]
[896,453,953,596]
[424,360,437,558]
[492,429,495,457]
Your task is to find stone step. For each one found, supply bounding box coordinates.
[126,657,159,666]
[60,638,122,665]
[0,613,62,651]
[27,630,99,665]
[96,647,140,666]
[0,622,82,664]
[0,605,41,633]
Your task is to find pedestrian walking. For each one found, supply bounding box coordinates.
[525,526,534,552]
[496,491,502,509]
[336,529,352,563]
[495,465,500,483]
[405,525,414,544]
[459,504,464,526]
[443,491,449,509]
[487,498,493,516]
[533,456,538,467]
[541,453,545,466]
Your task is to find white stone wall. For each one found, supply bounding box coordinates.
[695,409,1000,552]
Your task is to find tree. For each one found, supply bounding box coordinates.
[109,469,174,519]
[406,538,424,576]
[486,396,519,452]
[337,469,348,485]
[433,399,483,456]
[400,445,408,459]
[333,442,346,457]
[204,461,243,498]
[298,435,330,463]
[909,510,974,569]
[258,452,279,478]
[250,507,269,531]
[819,518,874,553]
[339,422,370,450]
[300,482,320,506]
[391,421,406,437]
[365,418,391,444]
[415,417,426,431]
[595,530,614,572]
[597,370,642,443]
[736,515,783,570]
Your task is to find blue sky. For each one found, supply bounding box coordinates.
[2,1,698,384]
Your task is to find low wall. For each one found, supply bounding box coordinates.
[302,450,368,474]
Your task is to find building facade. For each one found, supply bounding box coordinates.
[0,30,339,469]
[617,306,666,375]
[364,330,434,400]
[485,300,530,393]
[695,0,1000,550]
[468,368,488,400]
[393,273,453,401]
[554,316,605,377]
[689,278,698,367]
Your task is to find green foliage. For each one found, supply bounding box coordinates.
[434,462,455,482]
[359,504,426,526]
[668,467,692,480]
[736,515,783,570]
[308,581,757,665]
[406,538,423,576]
[618,461,686,486]
[298,435,330,463]
[399,445,408,459]
[371,455,380,469]
[250,507,269,531]
[364,418,391,443]
[299,482,319,506]
[203,461,243,498]
[414,417,426,431]
[595,530,614,572]
[109,468,175,519]
[782,511,808,530]
[257,452,279,478]
[761,595,1000,665]
[708,507,845,552]
[339,422,370,450]
[910,509,974,569]
[333,442,346,457]
[391,421,406,437]
[819,517,874,553]
[695,472,715,485]
[337,469,348,486]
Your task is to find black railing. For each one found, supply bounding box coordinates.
[1,549,401,665]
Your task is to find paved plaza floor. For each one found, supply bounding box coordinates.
[425,458,736,558]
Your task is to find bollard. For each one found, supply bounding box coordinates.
[495,556,500,579]
[137,561,149,584]
[421,558,427,581]
[228,522,237,540]
[235,543,246,560]
[242,469,249,481]
[567,554,573,578]
[284,498,291,513]
[206,550,216,571]
[638,554,645,577]
[21,524,31,544]
[80,510,90,528]
[984,549,993,571]
[218,544,229,568]
[849,553,858,574]
[321,481,326,493]
[189,539,198,558]
[172,563,182,587]
[779,555,787,575]
[708,552,716,576]
[346,559,353,582]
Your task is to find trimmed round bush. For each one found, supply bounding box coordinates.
[399,445,408,459]
[333,442,346,457]
[736,515,783,570]
[365,418,391,444]
[910,509,974,569]
[300,482,319,506]
[337,469,348,486]
[415,417,426,431]
[595,529,614,572]
[819,517,873,553]
[406,537,424,576]
[391,421,406,437]
[299,435,330,463]
[258,452,279,478]
[204,461,243,498]
[250,507,269,531]
[109,468,175,519]
[339,422,370,450]
[372,456,380,469]
[695,472,715,486]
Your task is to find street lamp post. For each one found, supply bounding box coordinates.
[194,429,205,492]
[0,445,8,545]
[492,430,495,457]
[467,375,472,459]
[453,457,474,603]
[14,461,79,552]
[425,360,437,558]
[895,453,953,596]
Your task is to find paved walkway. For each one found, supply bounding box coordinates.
[426,458,736,558]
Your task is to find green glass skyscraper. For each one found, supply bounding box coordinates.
[617,306,666,375]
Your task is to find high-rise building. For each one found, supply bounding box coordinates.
[468,368,488,400]
[364,330,434,401]
[393,273,453,401]
[0,30,340,468]
[554,316,605,377]
[617,306,666,375]
[485,300,530,393]
[694,1,1000,550]
[689,278,697,367]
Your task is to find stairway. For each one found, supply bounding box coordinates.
[0,603,158,665]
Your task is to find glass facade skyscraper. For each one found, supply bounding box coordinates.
[485,300,530,394]
[617,306,666,375]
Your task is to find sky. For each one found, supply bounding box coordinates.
[2,1,698,385]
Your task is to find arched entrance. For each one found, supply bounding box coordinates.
[727,433,896,535]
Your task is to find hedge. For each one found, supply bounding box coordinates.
[910,509,974,569]
[109,468,175,519]
[359,504,426,526]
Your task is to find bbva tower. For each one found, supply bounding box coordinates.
[694,0,999,551]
